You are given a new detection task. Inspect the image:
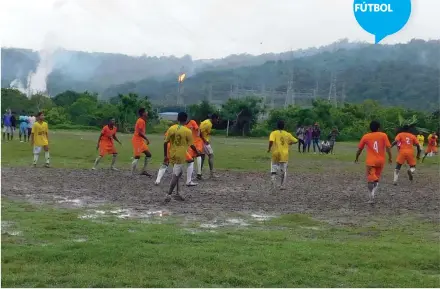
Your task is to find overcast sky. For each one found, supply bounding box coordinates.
[1,0,439,59]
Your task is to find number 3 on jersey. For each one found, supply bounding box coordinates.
[373,141,379,153]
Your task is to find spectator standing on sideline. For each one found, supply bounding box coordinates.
[10,112,17,140]
[2,109,12,141]
[328,127,339,154]
[304,125,313,153]
[296,125,305,153]
[312,123,321,154]
[28,114,36,138]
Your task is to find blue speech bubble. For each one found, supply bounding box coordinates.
[353,0,412,44]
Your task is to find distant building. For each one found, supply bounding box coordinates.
[159,112,178,121]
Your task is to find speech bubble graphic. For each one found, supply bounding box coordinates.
[354,0,412,44]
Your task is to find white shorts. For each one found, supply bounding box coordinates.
[3,126,12,134]
[172,164,184,176]
[271,161,288,173]
[203,144,214,155]
[33,146,42,154]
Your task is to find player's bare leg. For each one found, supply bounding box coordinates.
[422,152,428,163]
[186,161,197,186]
[164,174,178,203]
[270,161,278,189]
[367,182,375,204]
[92,156,102,170]
[174,171,185,201]
[208,154,217,178]
[140,150,152,176]
[110,154,118,170]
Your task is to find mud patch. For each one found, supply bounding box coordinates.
[2,167,439,225]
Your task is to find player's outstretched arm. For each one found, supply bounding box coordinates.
[267,141,273,153]
[354,148,363,163]
[113,134,122,145]
[386,147,392,164]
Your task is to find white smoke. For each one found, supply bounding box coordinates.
[27,48,55,96]
[9,79,27,94]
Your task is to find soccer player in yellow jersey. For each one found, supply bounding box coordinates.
[199,113,219,179]
[31,112,50,167]
[163,112,200,203]
[417,132,425,150]
[267,120,298,189]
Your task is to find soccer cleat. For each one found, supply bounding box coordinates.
[196,174,203,180]
[44,163,50,168]
[111,167,119,171]
[173,194,185,201]
[186,181,198,187]
[279,186,286,191]
[210,173,219,179]
[154,181,160,186]
[140,171,152,177]
[92,167,96,170]
[163,195,171,204]
[33,164,37,168]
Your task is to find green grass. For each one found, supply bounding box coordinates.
[2,200,439,287]
[2,130,438,172]
[2,130,440,287]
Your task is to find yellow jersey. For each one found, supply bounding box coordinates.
[165,124,193,164]
[269,130,297,163]
[32,121,49,146]
[200,119,213,142]
[417,135,424,147]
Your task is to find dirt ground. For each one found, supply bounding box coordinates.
[2,167,439,224]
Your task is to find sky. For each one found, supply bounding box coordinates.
[1,0,440,59]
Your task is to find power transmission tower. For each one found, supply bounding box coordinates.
[328,72,337,107]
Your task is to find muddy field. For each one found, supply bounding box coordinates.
[2,167,439,224]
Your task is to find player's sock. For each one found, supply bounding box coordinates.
[371,182,379,198]
[196,156,202,175]
[111,154,117,169]
[142,157,151,171]
[393,170,399,184]
[93,156,102,169]
[155,165,168,184]
[45,151,50,164]
[186,162,194,184]
[367,182,375,202]
[33,154,39,165]
[131,158,139,174]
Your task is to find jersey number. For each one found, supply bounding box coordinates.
[280,137,285,145]
[373,141,379,153]
[405,137,411,145]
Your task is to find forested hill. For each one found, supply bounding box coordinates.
[2,39,439,110]
[104,39,440,111]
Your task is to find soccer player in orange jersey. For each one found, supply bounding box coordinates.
[422,132,438,162]
[355,120,392,203]
[185,119,204,183]
[92,118,122,170]
[390,125,421,185]
[131,108,152,176]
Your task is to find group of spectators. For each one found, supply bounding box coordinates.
[2,109,36,142]
[295,123,339,154]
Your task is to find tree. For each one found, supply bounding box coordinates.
[188,100,217,122]
[221,97,265,136]
[45,107,69,125]
[1,88,30,113]
[29,94,55,113]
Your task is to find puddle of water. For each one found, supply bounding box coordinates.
[226,218,249,226]
[251,213,275,221]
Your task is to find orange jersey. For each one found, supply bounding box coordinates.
[132,118,146,142]
[427,136,438,146]
[395,132,418,152]
[100,125,117,146]
[358,132,391,167]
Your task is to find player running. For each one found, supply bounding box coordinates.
[92,118,122,170]
[267,120,298,190]
[163,112,200,203]
[199,114,219,179]
[31,112,50,168]
[355,120,392,204]
[185,118,204,183]
[155,128,199,186]
[391,125,421,185]
[422,132,438,162]
[417,132,425,150]
[131,108,152,176]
